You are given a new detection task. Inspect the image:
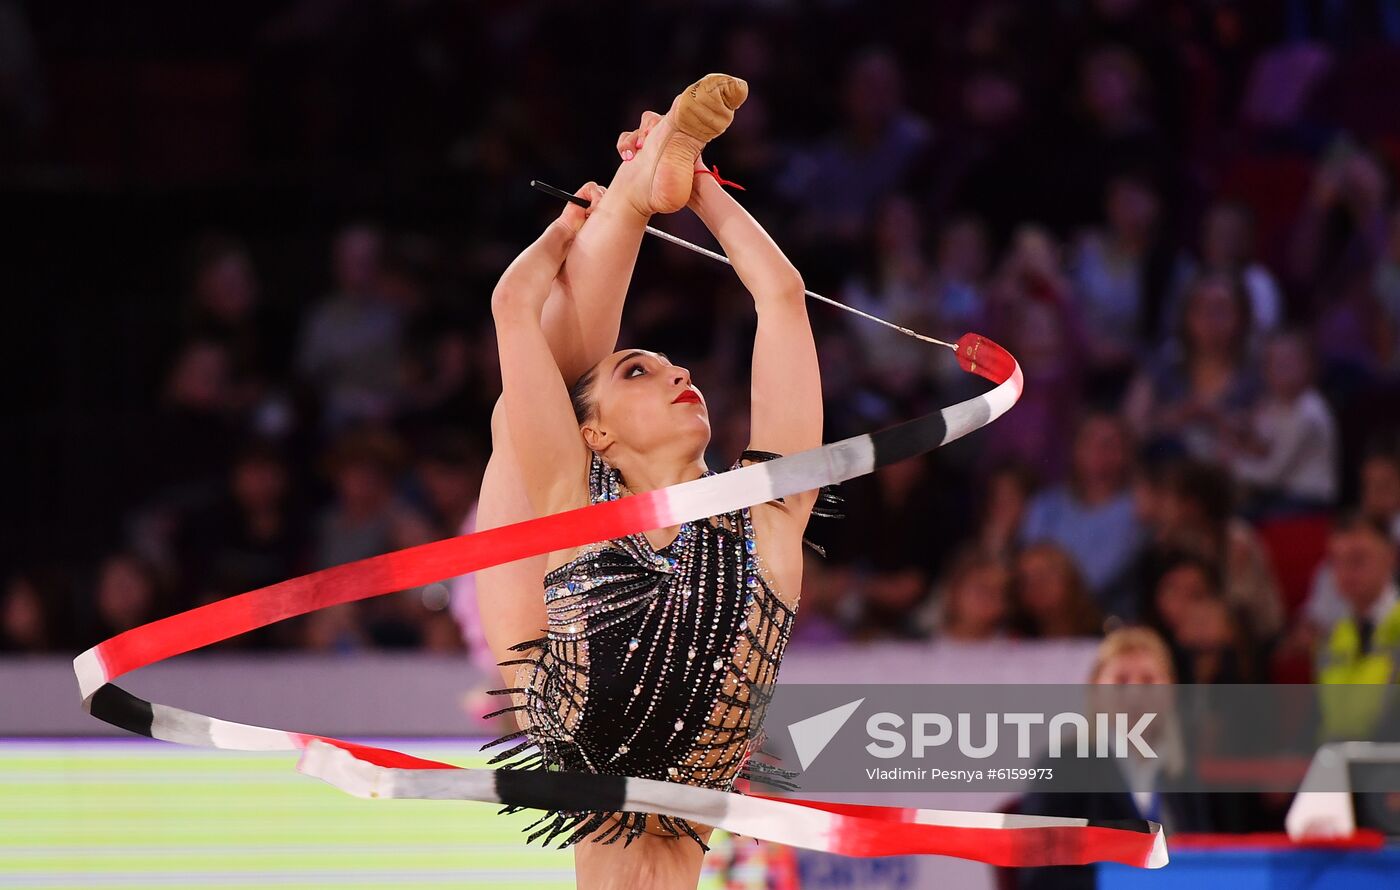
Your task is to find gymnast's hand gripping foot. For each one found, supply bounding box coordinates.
[482,73,820,888]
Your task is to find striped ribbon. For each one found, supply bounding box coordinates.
[70,335,1165,869]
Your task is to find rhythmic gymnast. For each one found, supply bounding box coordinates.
[477,73,824,888]
[70,83,1156,879]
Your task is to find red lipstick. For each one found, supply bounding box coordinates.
[672,389,702,405]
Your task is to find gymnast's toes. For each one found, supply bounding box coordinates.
[672,73,749,141]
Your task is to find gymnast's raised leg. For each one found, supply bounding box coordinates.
[475,75,749,691]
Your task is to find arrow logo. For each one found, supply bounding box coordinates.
[787,698,864,770]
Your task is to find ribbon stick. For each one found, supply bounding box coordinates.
[530,179,956,349]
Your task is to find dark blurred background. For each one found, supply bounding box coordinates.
[4,0,1400,702]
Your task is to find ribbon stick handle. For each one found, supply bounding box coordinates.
[530,180,590,208]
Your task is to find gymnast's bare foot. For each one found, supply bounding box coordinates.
[615,73,748,216]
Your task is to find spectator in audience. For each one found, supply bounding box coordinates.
[986,226,1078,336]
[181,236,299,440]
[1021,412,1143,620]
[1,571,69,653]
[932,215,991,332]
[1013,627,1214,890]
[823,451,966,641]
[0,575,47,653]
[812,330,895,441]
[1291,140,1391,316]
[1011,543,1104,639]
[1089,626,1176,685]
[376,233,435,320]
[925,549,1011,641]
[1314,515,1400,738]
[1224,330,1339,516]
[982,226,1086,478]
[1301,143,1394,376]
[929,62,1035,237]
[1375,206,1400,373]
[183,234,291,398]
[926,216,993,394]
[1125,272,1260,461]
[1072,173,1183,391]
[89,554,165,646]
[313,428,434,648]
[856,565,934,641]
[1135,460,1284,642]
[842,195,940,399]
[777,48,933,255]
[787,551,856,648]
[1169,200,1283,342]
[978,463,1038,562]
[185,236,258,343]
[148,339,244,507]
[297,224,405,430]
[1301,449,1400,633]
[128,339,247,573]
[1048,43,1171,228]
[315,427,432,569]
[413,431,482,539]
[397,323,484,446]
[1151,554,1259,683]
[1079,40,1162,152]
[175,440,308,626]
[1361,448,1400,540]
[1317,516,1400,679]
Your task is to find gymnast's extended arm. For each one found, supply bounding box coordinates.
[687,165,823,517]
[490,213,593,517]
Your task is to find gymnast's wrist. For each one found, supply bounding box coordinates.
[547,217,581,243]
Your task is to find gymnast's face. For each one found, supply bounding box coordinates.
[579,349,710,458]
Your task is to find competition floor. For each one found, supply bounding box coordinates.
[1,738,581,889]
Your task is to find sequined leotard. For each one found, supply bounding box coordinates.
[483,450,828,850]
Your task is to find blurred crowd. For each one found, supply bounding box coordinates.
[5,0,1400,707]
